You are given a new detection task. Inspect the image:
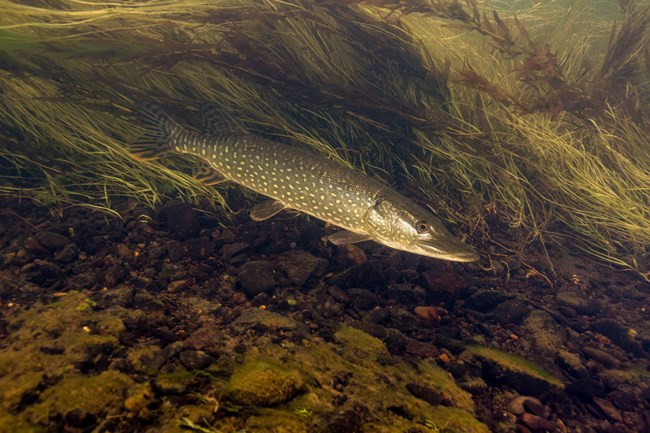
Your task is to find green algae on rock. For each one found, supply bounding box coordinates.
[462,346,564,395]
[226,360,304,407]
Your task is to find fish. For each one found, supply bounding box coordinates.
[129,102,478,262]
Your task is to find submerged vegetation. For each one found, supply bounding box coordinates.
[0,0,648,278]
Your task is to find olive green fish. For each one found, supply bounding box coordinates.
[130,102,478,262]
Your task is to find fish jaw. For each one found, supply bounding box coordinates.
[409,236,479,262]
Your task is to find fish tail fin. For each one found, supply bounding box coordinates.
[130,102,179,160]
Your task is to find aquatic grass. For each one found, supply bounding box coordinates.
[0,0,648,278]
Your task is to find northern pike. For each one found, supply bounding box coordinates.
[130,102,478,262]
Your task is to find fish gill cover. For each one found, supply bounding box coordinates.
[0,0,648,278]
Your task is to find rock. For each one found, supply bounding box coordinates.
[583,346,620,368]
[186,237,214,260]
[420,269,467,305]
[220,242,249,260]
[462,290,512,313]
[238,261,275,296]
[53,243,79,263]
[22,259,63,285]
[462,346,564,396]
[566,378,606,400]
[406,383,442,406]
[167,279,188,293]
[590,319,645,356]
[556,285,600,316]
[104,264,127,288]
[327,285,349,303]
[166,240,186,261]
[24,237,48,255]
[520,413,556,431]
[115,243,131,258]
[592,397,622,422]
[339,244,367,265]
[179,350,213,370]
[350,321,386,340]
[318,409,363,433]
[226,361,303,406]
[507,395,540,416]
[35,231,70,250]
[414,306,444,326]
[233,308,298,331]
[347,288,379,310]
[158,201,200,237]
[492,300,529,325]
[387,308,420,332]
[327,261,385,290]
[405,340,438,358]
[277,250,328,286]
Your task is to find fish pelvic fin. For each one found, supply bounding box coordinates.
[130,102,180,160]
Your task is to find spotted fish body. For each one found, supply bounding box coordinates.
[131,103,478,262]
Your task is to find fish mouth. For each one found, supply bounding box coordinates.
[416,239,479,262]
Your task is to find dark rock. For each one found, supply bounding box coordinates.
[523,399,550,418]
[420,269,468,306]
[316,297,343,318]
[567,378,606,400]
[105,265,127,288]
[590,319,645,356]
[232,308,298,331]
[167,280,188,293]
[35,231,70,250]
[347,288,379,311]
[327,286,349,303]
[406,383,442,406]
[220,242,249,260]
[556,286,600,316]
[24,237,48,255]
[387,308,420,332]
[350,321,386,340]
[166,240,186,261]
[446,360,468,379]
[405,340,438,358]
[520,413,556,431]
[462,290,512,313]
[22,259,63,285]
[148,246,166,260]
[277,250,328,286]
[593,397,623,422]
[53,243,79,263]
[492,300,529,325]
[319,409,362,433]
[607,390,638,411]
[185,325,225,355]
[327,261,385,290]
[115,243,131,258]
[179,350,213,370]
[583,346,620,368]
[186,237,214,260]
[73,272,96,289]
[158,201,200,237]
[507,396,540,416]
[384,328,408,353]
[238,261,275,296]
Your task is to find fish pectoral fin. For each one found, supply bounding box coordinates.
[327,231,372,245]
[192,161,227,186]
[250,200,287,221]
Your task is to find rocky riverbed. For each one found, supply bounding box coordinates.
[0,198,648,433]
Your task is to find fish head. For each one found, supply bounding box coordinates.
[364,196,479,262]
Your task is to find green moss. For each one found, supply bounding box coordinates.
[418,361,475,413]
[334,325,388,356]
[426,406,491,433]
[25,370,134,426]
[0,410,44,433]
[227,360,304,407]
[75,297,97,312]
[467,346,562,386]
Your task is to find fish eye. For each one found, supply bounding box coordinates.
[415,220,429,233]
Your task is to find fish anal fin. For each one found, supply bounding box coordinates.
[192,161,227,186]
[199,102,247,134]
[250,200,286,221]
[328,231,371,245]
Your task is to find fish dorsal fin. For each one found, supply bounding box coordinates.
[192,161,227,186]
[250,200,286,221]
[199,103,247,135]
[327,231,372,245]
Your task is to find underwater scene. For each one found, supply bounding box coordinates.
[0,0,648,432]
